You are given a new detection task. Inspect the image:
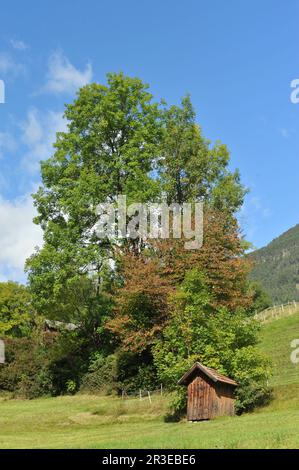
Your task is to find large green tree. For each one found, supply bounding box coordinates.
[26,72,249,369]
[26,73,162,328]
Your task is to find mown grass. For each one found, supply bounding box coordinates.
[0,389,298,448]
[0,312,299,449]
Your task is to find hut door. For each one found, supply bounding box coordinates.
[187,377,210,420]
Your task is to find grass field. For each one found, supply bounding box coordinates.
[0,311,299,449]
[259,311,299,386]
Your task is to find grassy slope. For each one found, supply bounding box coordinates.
[0,313,299,449]
[259,311,299,387]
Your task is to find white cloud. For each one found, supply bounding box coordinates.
[21,107,67,173]
[10,39,29,51]
[0,52,25,77]
[0,193,43,282]
[42,50,93,95]
[0,132,17,159]
[0,53,15,74]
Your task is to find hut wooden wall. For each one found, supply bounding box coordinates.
[186,372,235,420]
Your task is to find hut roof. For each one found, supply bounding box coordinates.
[177,362,238,386]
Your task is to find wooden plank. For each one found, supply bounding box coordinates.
[186,371,236,421]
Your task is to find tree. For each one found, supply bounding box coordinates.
[247,281,272,315]
[153,209,253,311]
[26,73,163,331]
[26,74,247,327]
[106,249,174,353]
[0,282,35,337]
[159,95,246,213]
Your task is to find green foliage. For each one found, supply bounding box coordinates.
[230,346,273,413]
[46,330,90,395]
[159,95,246,212]
[250,224,299,304]
[26,72,246,328]
[164,387,187,422]
[0,324,95,398]
[247,281,272,315]
[0,334,54,399]
[0,282,35,337]
[26,72,162,336]
[153,269,272,413]
[80,353,118,394]
[80,351,158,394]
[116,350,159,392]
[66,380,77,395]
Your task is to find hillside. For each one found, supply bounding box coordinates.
[0,312,299,449]
[259,310,299,387]
[250,224,299,304]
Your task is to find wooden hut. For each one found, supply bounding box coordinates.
[178,362,238,421]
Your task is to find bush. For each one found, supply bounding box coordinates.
[0,328,91,398]
[46,331,89,395]
[116,350,159,393]
[81,350,159,395]
[80,353,118,394]
[164,387,187,422]
[235,383,272,413]
[0,335,54,399]
[231,346,273,413]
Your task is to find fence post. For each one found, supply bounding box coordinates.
[148,391,152,404]
[139,389,142,401]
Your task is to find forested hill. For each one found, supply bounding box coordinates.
[250,224,299,304]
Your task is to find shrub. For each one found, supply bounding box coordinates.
[66,379,77,395]
[0,328,90,398]
[80,353,118,394]
[116,350,159,393]
[164,387,187,422]
[0,335,54,398]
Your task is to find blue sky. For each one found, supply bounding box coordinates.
[0,0,298,282]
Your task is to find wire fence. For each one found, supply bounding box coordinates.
[120,385,165,402]
[254,301,299,323]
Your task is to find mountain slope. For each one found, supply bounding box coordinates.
[250,224,299,304]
